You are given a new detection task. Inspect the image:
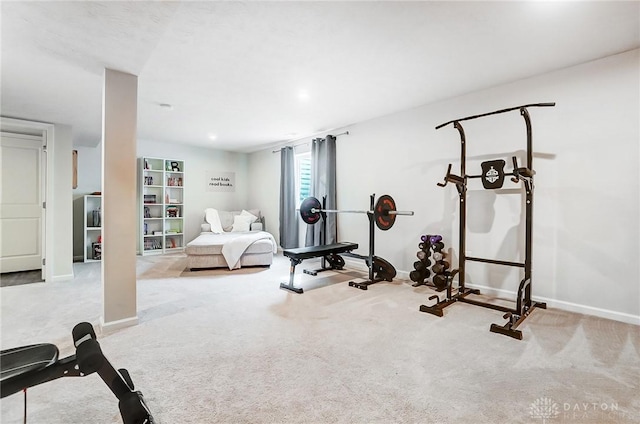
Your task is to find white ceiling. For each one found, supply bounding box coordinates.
[1,1,639,153]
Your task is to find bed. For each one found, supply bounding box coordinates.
[185,209,277,270]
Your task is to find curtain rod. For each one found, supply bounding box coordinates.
[271,131,349,153]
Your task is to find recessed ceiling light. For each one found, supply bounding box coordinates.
[208,133,217,141]
[159,103,173,110]
[298,90,309,101]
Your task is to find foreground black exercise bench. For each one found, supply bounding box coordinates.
[280,242,358,293]
[1,322,154,424]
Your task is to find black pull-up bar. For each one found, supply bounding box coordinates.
[435,102,556,130]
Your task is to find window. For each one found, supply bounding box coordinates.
[295,152,311,207]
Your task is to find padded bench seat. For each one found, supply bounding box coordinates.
[1,344,59,385]
[283,242,359,261]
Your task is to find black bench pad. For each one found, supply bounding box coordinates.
[1,343,59,383]
[283,242,358,260]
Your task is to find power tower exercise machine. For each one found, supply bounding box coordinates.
[420,103,555,340]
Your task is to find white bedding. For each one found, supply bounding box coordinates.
[204,208,224,233]
[186,230,277,270]
[221,231,277,270]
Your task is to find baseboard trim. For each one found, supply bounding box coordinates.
[344,257,368,272]
[466,283,640,326]
[333,257,639,325]
[50,273,74,282]
[100,315,139,332]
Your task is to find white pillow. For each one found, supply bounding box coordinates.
[240,209,258,223]
[205,208,224,234]
[231,214,252,232]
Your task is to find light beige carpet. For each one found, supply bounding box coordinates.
[1,253,638,423]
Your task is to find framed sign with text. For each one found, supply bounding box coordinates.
[207,171,235,192]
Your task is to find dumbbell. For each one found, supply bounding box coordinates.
[429,235,442,244]
[410,269,426,283]
[432,242,445,252]
[433,274,448,290]
[432,251,443,261]
[432,260,450,275]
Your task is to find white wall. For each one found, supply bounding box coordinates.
[248,49,640,323]
[248,148,281,242]
[50,124,74,280]
[73,140,252,255]
[72,143,103,259]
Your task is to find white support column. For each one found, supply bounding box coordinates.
[101,69,138,330]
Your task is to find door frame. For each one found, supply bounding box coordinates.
[0,117,53,282]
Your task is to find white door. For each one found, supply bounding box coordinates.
[0,133,44,275]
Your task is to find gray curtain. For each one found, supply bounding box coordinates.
[279,146,298,248]
[305,135,337,246]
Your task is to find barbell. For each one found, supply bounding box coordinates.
[299,194,414,231]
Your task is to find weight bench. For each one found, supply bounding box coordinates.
[0,322,154,424]
[280,242,358,293]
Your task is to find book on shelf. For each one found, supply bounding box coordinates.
[92,242,102,260]
[144,239,162,250]
[166,206,179,217]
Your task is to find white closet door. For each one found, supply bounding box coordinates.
[0,133,43,273]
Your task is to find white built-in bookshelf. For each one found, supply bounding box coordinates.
[138,157,185,255]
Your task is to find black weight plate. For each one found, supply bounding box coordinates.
[374,195,396,231]
[414,260,425,271]
[325,254,345,269]
[373,256,397,281]
[299,197,322,225]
